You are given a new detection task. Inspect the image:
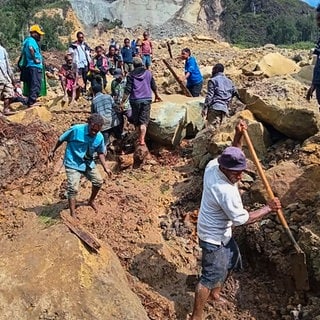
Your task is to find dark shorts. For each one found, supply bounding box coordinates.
[315,85,320,105]
[207,109,226,129]
[187,81,203,97]
[102,125,122,146]
[142,55,152,68]
[130,99,151,125]
[199,237,242,289]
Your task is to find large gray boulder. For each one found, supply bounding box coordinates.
[148,95,204,147]
[238,77,320,140]
[0,221,149,320]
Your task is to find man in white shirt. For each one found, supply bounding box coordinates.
[190,121,282,320]
[68,31,91,93]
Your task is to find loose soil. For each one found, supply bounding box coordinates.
[0,111,308,320]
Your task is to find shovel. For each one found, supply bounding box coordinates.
[243,130,309,291]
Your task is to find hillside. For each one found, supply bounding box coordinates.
[0,0,317,49]
[220,0,318,45]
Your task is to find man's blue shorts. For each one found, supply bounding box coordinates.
[142,54,151,68]
[199,237,242,289]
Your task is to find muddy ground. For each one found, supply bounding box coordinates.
[1,109,317,320]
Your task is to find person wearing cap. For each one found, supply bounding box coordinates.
[20,24,45,108]
[111,68,132,134]
[120,56,161,146]
[91,79,122,151]
[202,63,244,128]
[190,120,281,320]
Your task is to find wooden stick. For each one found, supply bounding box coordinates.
[162,59,193,97]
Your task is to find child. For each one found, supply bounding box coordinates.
[140,31,152,69]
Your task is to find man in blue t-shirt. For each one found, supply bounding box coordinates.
[21,24,45,107]
[48,114,112,218]
[121,38,134,74]
[180,48,203,97]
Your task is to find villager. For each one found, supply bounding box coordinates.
[190,120,282,320]
[88,45,108,89]
[68,31,91,93]
[140,31,153,69]
[121,38,134,74]
[202,63,243,128]
[306,4,320,111]
[111,68,132,134]
[91,80,121,149]
[0,42,15,115]
[106,45,123,75]
[20,24,45,108]
[48,114,112,218]
[58,53,80,104]
[180,48,203,97]
[121,57,161,146]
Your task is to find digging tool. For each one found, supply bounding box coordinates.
[243,130,309,291]
[162,59,193,97]
[166,41,173,59]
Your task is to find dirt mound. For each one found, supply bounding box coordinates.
[0,118,57,190]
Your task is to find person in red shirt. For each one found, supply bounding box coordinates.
[140,31,152,69]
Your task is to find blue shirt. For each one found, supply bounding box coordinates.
[121,46,134,63]
[59,124,106,172]
[22,36,43,69]
[185,56,203,87]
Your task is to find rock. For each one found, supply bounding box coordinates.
[193,35,217,42]
[6,107,52,124]
[239,88,320,141]
[292,65,314,85]
[242,61,258,75]
[200,65,213,80]
[0,223,149,320]
[263,43,276,50]
[148,94,204,147]
[250,161,320,206]
[208,109,271,159]
[256,52,300,77]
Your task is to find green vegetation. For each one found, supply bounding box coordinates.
[221,0,318,47]
[0,0,73,51]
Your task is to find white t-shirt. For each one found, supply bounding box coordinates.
[197,158,249,245]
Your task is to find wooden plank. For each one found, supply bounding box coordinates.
[166,41,173,59]
[162,59,193,97]
[60,211,101,252]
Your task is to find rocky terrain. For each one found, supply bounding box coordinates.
[1,35,320,320]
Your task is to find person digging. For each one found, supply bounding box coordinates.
[48,114,112,218]
[190,120,282,320]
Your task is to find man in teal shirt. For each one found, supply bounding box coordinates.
[49,114,112,218]
[21,24,44,107]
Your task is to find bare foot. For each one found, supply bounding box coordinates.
[207,296,229,306]
[62,95,68,103]
[88,201,98,212]
[3,109,16,116]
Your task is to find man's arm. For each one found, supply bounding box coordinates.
[245,198,281,225]
[151,76,162,102]
[29,46,40,65]
[232,120,247,149]
[98,153,112,177]
[48,140,64,161]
